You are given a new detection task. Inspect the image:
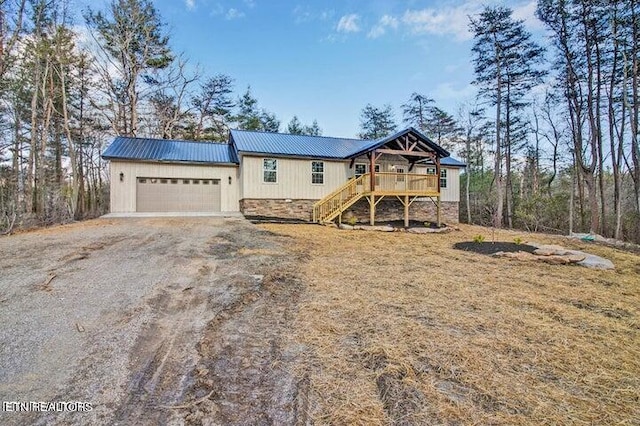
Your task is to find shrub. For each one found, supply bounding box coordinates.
[473,234,485,243]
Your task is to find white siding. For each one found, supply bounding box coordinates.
[240,154,462,202]
[241,155,351,199]
[440,168,460,202]
[110,160,239,213]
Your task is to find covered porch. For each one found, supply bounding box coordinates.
[312,128,450,226]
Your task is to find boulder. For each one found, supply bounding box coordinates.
[533,245,571,256]
[407,227,452,234]
[577,254,615,270]
[353,225,395,232]
[538,255,570,265]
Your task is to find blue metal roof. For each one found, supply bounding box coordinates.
[347,127,450,159]
[441,157,466,167]
[102,137,238,164]
[230,129,365,159]
[102,131,465,167]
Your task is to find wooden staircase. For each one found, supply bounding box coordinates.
[313,173,370,223]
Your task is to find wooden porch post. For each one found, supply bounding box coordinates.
[370,151,376,225]
[404,194,409,228]
[436,155,441,226]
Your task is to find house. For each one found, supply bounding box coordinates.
[101,127,465,225]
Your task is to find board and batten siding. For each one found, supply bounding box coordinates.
[240,155,351,200]
[110,160,240,212]
[240,154,461,201]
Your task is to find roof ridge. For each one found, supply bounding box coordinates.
[115,136,229,145]
[230,128,365,142]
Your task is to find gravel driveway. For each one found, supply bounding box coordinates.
[0,217,305,425]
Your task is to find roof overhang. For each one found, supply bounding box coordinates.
[236,151,350,162]
[105,157,239,167]
[347,127,450,160]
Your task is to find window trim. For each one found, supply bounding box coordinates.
[263,158,278,184]
[311,161,324,185]
[440,168,448,189]
[354,163,367,178]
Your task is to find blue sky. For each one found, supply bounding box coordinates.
[97,0,544,138]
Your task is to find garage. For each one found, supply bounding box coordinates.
[136,177,221,212]
[102,137,239,214]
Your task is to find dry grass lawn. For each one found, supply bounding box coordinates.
[261,223,640,425]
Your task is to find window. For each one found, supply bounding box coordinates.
[426,167,436,175]
[212,179,220,185]
[263,158,277,183]
[355,163,367,177]
[170,179,178,184]
[193,179,200,184]
[395,166,405,182]
[138,178,147,184]
[440,169,447,188]
[202,180,210,185]
[183,179,190,184]
[150,178,157,184]
[312,161,324,184]
[160,179,168,184]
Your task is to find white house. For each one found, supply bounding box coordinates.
[102,127,465,225]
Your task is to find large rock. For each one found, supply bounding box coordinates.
[353,225,395,232]
[577,254,615,270]
[533,245,571,256]
[501,241,614,269]
[407,227,452,234]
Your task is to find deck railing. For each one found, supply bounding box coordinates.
[312,172,440,223]
[312,173,369,223]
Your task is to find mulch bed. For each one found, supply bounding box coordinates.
[453,241,537,255]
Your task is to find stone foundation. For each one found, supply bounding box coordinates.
[345,198,459,224]
[240,199,316,221]
[240,197,459,224]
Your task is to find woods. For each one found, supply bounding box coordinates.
[0,0,289,231]
[0,0,639,243]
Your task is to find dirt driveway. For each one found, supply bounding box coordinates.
[0,217,305,425]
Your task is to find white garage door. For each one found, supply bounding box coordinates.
[136,177,221,212]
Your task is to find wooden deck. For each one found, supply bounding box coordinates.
[312,173,440,224]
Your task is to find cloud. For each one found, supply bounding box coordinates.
[293,6,335,25]
[225,8,245,20]
[243,0,256,9]
[402,1,544,42]
[433,82,476,101]
[336,14,360,33]
[185,0,195,10]
[402,3,478,41]
[512,0,544,31]
[367,14,399,39]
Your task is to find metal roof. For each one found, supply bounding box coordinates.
[347,127,450,159]
[102,131,465,167]
[230,129,364,159]
[440,157,466,167]
[102,136,238,164]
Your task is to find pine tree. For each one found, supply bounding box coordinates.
[358,104,397,139]
[469,5,545,228]
[287,116,304,134]
[86,0,173,136]
[401,92,433,131]
[191,74,234,140]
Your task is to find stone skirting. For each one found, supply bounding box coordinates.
[240,199,316,221]
[345,198,459,224]
[240,197,459,224]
